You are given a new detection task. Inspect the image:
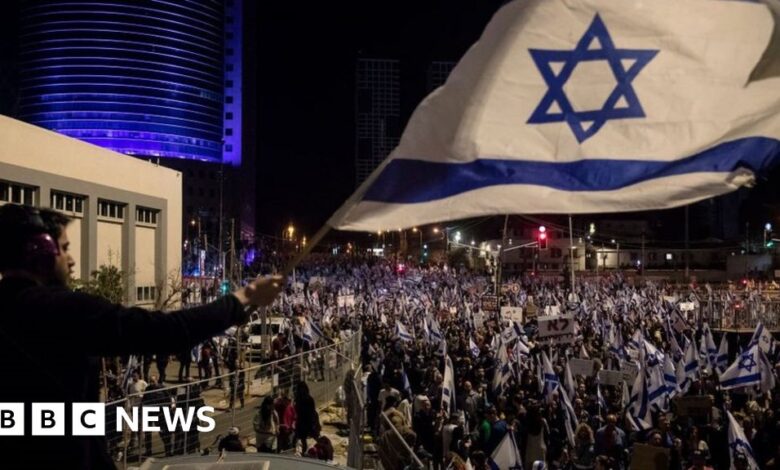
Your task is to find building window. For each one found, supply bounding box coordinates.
[98,200,125,220]
[51,191,85,215]
[225,48,234,56]
[226,63,234,72]
[225,128,233,136]
[225,80,233,88]
[136,286,157,302]
[0,181,37,206]
[225,144,233,152]
[136,207,159,225]
[225,96,233,104]
[226,31,234,40]
[225,112,233,120]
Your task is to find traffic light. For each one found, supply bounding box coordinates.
[538,226,548,250]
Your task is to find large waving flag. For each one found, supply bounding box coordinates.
[395,321,414,342]
[442,355,456,417]
[718,343,774,391]
[328,0,780,232]
[490,431,524,470]
[626,368,653,432]
[727,411,761,470]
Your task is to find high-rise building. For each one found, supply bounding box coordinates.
[355,58,400,187]
[16,0,255,277]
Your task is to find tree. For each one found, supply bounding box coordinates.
[155,269,184,311]
[72,264,127,304]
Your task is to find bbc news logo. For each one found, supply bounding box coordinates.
[0,403,216,436]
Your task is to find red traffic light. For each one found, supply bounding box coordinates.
[539,233,547,240]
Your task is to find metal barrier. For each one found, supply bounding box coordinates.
[345,369,365,469]
[105,329,361,469]
[700,298,780,330]
[376,412,427,470]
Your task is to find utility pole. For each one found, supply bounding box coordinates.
[568,215,576,290]
[641,232,646,278]
[495,215,509,295]
[684,205,690,280]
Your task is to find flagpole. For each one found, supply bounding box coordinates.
[569,214,576,291]
[495,214,510,295]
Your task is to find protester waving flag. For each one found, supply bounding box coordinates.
[327,0,780,232]
[716,333,730,374]
[395,321,414,342]
[490,431,524,470]
[727,411,761,470]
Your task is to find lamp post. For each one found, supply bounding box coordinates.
[412,227,423,262]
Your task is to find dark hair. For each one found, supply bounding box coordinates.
[0,204,70,272]
[261,395,274,421]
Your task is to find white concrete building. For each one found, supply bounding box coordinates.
[0,116,182,306]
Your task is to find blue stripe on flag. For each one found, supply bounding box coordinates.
[363,137,780,203]
[720,373,761,388]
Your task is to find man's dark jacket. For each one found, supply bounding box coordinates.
[0,277,248,469]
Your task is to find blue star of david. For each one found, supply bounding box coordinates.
[738,354,757,373]
[527,14,659,142]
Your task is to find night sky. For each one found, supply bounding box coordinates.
[254,0,506,236]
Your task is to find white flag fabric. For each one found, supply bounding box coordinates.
[469,336,481,358]
[718,343,774,392]
[749,322,775,354]
[328,0,780,232]
[490,431,524,470]
[395,321,413,342]
[716,333,729,373]
[626,368,652,432]
[727,411,761,470]
[442,355,456,417]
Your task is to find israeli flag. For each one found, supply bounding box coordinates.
[327,0,780,232]
[727,411,761,470]
[720,343,775,392]
[626,368,653,432]
[678,338,699,394]
[718,344,763,390]
[748,322,775,355]
[542,351,560,403]
[597,383,608,414]
[469,336,481,358]
[402,365,412,397]
[442,355,456,417]
[395,321,414,342]
[700,324,718,371]
[663,355,679,400]
[489,431,524,470]
[302,318,324,345]
[716,333,729,373]
[564,361,577,401]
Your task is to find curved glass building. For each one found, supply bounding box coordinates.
[18,0,226,163]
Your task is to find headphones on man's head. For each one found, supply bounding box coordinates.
[1,204,60,270]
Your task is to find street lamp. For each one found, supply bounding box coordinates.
[287,224,295,240]
[455,231,462,243]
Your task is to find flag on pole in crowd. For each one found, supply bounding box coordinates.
[718,343,774,392]
[717,333,729,373]
[700,324,718,371]
[302,318,324,345]
[596,383,608,415]
[395,321,414,342]
[442,355,456,418]
[542,351,560,403]
[748,322,775,355]
[579,343,590,359]
[564,361,576,401]
[489,431,524,470]
[402,365,413,398]
[678,339,699,394]
[626,368,653,432]
[559,385,579,447]
[122,355,139,390]
[326,0,780,232]
[663,355,678,400]
[727,410,761,470]
[469,336,481,358]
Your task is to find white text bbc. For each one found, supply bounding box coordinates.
[0,403,216,436]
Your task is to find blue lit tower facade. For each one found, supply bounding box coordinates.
[17,0,255,275]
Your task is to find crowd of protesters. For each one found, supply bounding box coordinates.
[104,253,780,468]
